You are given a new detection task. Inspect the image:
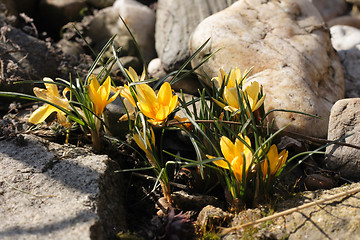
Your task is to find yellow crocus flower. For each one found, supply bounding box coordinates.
[262,144,288,179]
[29,78,71,127]
[213,67,243,89]
[88,75,119,117]
[223,81,265,113]
[136,82,178,125]
[208,134,253,183]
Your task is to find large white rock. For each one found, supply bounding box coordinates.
[189,0,345,137]
[330,25,360,98]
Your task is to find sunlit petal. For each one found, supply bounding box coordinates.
[137,102,154,119]
[158,82,172,106]
[220,136,236,161]
[119,86,136,107]
[168,95,178,113]
[136,83,156,106]
[224,87,240,110]
[155,106,169,121]
[231,156,244,182]
[89,75,100,90]
[253,95,266,111]
[126,67,139,82]
[29,105,57,124]
[43,78,60,98]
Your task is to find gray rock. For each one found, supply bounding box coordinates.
[217,182,360,239]
[103,96,130,138]
[330,25,360,98]
[86,0,116,8]
[148,58,166,80]
[190,0,345,138]
[0,134,126,239]
[273,182,360,239]
[39,0,87,31]
[325,98,360,180]
[311,0,349,21]
[87,0,156,63]
[155,0,237,72]
[148,58,202,95]
[328,15,360,28]
[0,13,59,95]
[6,0,38,17]
[197,205,232,231]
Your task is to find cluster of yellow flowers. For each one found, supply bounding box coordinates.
[27,66,288,206]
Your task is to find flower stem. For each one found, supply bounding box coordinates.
[91,129,101,152]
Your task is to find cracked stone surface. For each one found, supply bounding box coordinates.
[220,182,360,239]
[190,0,344,138]
[155,0,238,71]
[0,134,126,240]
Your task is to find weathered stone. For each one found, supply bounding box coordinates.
[148,58,166,80]
[0,134,126,239]
[197,205,232,231]
[216,182,360,239]
[87,0,156,63]
[330,25,360,98]
[311,0,350,21]
[328,15,360,28]
[103,96,129,138]
[148,58,202,95]
[0,13,59,95]
[86,0,115,8]
[155,0,237,72]
[273,182,360,239]
[190,0,345,137]
[38,0,87,31]
[325,98,360,180]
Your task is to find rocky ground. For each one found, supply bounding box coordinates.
[0,0,360,239]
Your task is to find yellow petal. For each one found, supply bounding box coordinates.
[158,82,172,106]
[119,85,136,107]
[89,75,100,90]
[168,95,178,113]
[207,154,230,169]
[228,69,236,88]
[245,82,260,109]
[213,159,231,169]
[137,102,154,119]
[107,91,120,105]
[234,135,250,156]
[126,67,139,82]
[253,94,265,111]
[231,156,244,182]
[103,76,112,94]
[136,84,157,107]
[43,78,60,98]
[224,87,240,110]
[28,105,57,124]
[267,145,278,175]
[88,81,100,107]
[220,136,236,161]
[139,68,146,82]
[155,106,169,121]
[224,106,239,113]
[57,111,70,127]
[133,133,147,152]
